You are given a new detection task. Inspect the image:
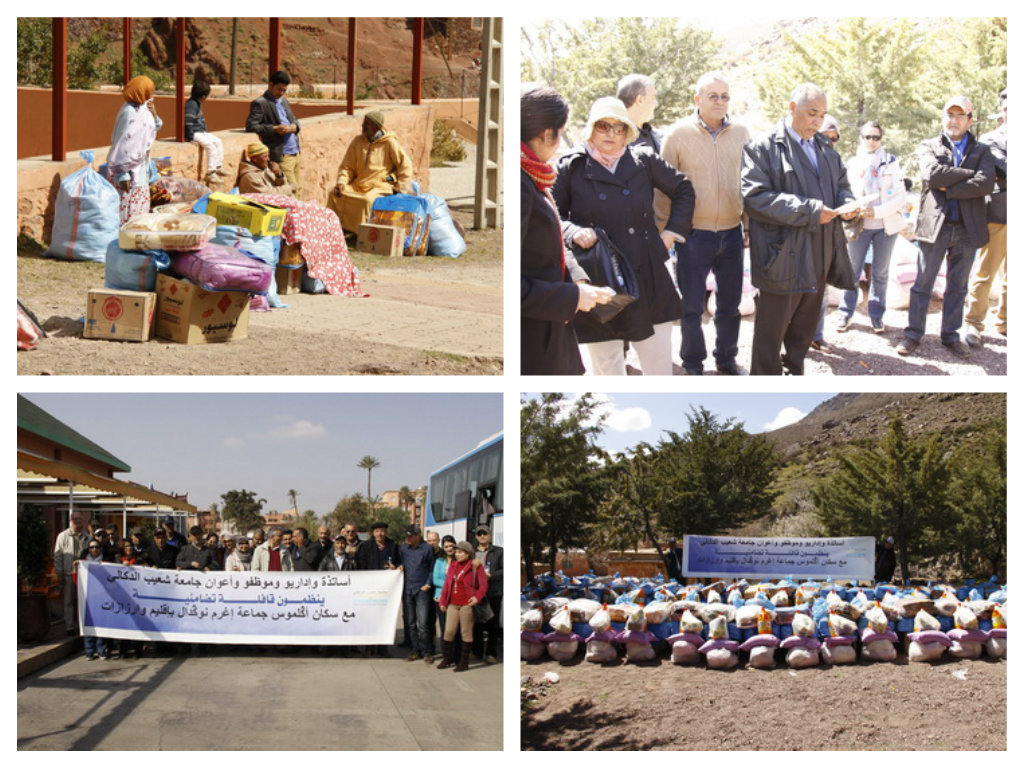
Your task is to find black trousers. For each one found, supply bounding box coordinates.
[751,281,826,375]
[472,595,502,657]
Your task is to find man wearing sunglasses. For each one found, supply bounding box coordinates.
[472,525,503,664]
[898,96,995,358]
[658,71,751,375]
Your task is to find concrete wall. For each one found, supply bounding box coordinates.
[17,104,434,247]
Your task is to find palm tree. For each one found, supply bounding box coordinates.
[287,488,299,513]
[358,456,380,509]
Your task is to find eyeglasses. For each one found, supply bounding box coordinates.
[88,545,100,550]
[827,136,840,144]
[704,93,730,103]
[861,134,882,141]
[593,120,628,136]
[476,532,488,536]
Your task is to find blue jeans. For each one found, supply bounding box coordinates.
[403,589,434,656]
[83,634,108,658]
[814,292,828,341]
[905,223,975,343]
[841,228,896,322]
[676,227,744,369]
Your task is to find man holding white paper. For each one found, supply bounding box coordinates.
[741,83,858,374]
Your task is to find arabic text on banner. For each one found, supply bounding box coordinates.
[77,561,403,645]
[681,535,875,580]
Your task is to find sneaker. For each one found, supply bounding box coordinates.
[896,338,919,356]
[964,327,983,348]
[85,654,97,661]
[871,318,885,334]
[405,652,422,662]
[423,654,435,664]
[943,339,971,358]
[835,315,852,333]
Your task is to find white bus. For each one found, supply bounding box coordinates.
[424,432,503,546]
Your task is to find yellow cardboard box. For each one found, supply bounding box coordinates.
[84,289,156,342]
[154,274,250,344]
[205,192,287,236]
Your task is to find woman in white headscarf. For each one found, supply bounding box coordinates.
[107,75,162,224]
[839,120,907,334]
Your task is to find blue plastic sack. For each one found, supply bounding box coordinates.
[419,191,466,258]
[45,151,120,262]
[104,240,170,291]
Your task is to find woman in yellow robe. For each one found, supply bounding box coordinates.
[327,110,413,233]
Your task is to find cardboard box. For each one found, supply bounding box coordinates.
[357,223,405,257]
[205,192,287,236]
[154,274,250,344]
[84,289,156,342]
[279,243,304,267]
[276,265,304,295]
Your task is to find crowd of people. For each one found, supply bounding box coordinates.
[53,511,503,671]
[109,70,414,240]
[520,72,1007,375]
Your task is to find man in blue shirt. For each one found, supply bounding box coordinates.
[245,70,302,196]
[398,524,436,663]
[898,96,995,358]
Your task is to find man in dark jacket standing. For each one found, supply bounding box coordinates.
[176,526,219,571]
[246,70,302,196]
[964,90,1007,347]
[741,82,857,375]
[472,525,503,664]
[291,527,323,571]
[898,96,995,358]
[357,522,400,571]
[399,525,436,662]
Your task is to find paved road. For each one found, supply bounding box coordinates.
[17,647,502,750]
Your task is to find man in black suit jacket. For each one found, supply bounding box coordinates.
[246,70,302,195]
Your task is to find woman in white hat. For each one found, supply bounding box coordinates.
[553,96,695,375]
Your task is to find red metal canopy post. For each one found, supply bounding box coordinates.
[411,17,423,105]
[347,18,356,116]
[51,18,67,162]
[269,18,282,79]
[175,18,186,142]
[123,18,132,86]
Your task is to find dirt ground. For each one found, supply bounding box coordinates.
[521,653,1007,751]
[17,214,502,376]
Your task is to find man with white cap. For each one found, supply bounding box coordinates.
[897,95,995,358]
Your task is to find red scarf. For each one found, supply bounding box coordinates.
[521,142,565,278]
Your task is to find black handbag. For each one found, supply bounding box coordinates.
[570,227,639,323]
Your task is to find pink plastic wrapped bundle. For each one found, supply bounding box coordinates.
[618,629,657,662]
[521,631,547,661]
[585,629,619,663]
[700,616,739,668]
[947,628,987,659]
[170,244,273,294]
[739,633,780,669]
[908,629,951,662]
[859,626,898,662]
[666,631,704,665]
[780,635,821,668]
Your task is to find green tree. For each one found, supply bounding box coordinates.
[357,456,381,508]
[948,426,1006,580]
[219,489,267,533]
[325,493,372,532]
[520,393,611,579]
[294,509,320,535]
[287,488,299,512]
[521,19,721,137]
[650,408,781,541]
[813,414,955,583]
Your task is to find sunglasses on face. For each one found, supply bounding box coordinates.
[862,134,882,141]
[705,93,730,103]
[594,120,628,136]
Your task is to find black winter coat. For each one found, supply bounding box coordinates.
[741,119,855,294]
[914,132,994,248]
[520,170,587,374]
[553,146,694,343]
[980,126,1006,225]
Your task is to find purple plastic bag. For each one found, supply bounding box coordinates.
[170,243,272,295]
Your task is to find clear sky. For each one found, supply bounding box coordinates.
[23,393,502,514]
[524,392,837,455]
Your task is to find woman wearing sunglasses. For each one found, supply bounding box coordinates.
[837,121,907,334]
[553,97,695,375]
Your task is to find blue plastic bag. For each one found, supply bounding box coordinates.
[45,151,120,262]
[419,191,466,258]
[104,240,170,291]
